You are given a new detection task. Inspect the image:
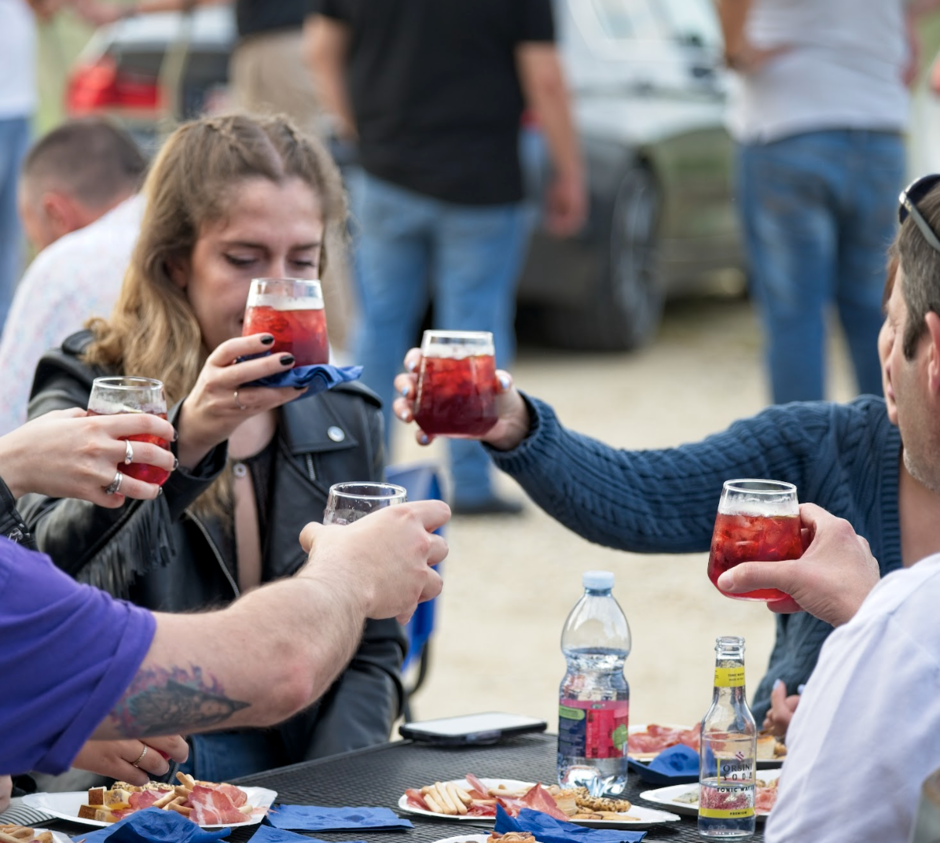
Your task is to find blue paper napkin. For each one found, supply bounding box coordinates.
[627,744,700,786]
[69,808,231,843]
[248,364,363,399]
[495,807,645,843]
[248,827,366,843]
[264,805,412,832]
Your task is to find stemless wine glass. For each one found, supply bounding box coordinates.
[707,479,802,601]
[242,277,329,366]
[87,376,171,486]
[323,482,408,525]
[412,330,498,437]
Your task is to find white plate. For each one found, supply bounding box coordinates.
[398,778,681,830]
[628,724,784,769]
[22,787,277,829]
[640,768,781,821]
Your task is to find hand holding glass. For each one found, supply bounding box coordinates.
[413,330,498,437]
[242,277,328,366]
[324,482,408,525]
[87,376,171,486]
[707,479,802,601]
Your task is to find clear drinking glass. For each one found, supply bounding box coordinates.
[323,482,408,525]
[707,479,802,602]
[413,330,498,437]
[87,376,170,486]
[242,277,328,366]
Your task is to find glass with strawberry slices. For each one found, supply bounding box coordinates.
[707,479,802,602]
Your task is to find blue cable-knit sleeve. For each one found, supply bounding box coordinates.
[488,395,831,553]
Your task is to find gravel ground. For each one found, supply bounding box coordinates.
[392,293,856,734]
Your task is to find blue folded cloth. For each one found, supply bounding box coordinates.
[247,827,366,843]
[248,364,363,399]
[495,807,645,843]
[69,808,231,843]
[264,805,412,832]
[627,744,700,786]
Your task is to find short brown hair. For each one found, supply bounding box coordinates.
[892,185,940,359]
[21,117,146,207]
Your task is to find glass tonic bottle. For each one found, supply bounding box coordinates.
[698,636,756,839]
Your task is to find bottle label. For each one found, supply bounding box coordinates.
[713,667,745,688]
[558,699,629,759]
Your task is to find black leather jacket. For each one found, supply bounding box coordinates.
[20,330,406,760]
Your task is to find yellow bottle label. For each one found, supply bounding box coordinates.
[713,667,745,688]
[699,807,755,819]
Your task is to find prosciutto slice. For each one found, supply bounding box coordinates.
[128,791,160,811]
[188,785,246,825]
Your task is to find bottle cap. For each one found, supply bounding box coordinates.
[582,570,614,590]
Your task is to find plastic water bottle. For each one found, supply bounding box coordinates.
[698,635,757,839]
[557,570,632,796]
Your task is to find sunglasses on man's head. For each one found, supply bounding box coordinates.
[899,174,940,254]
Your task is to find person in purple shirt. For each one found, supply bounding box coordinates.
[0,409,447,788]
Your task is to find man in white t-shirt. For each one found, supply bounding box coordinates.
[717,0,938,405]
[0,119,146,436]
[713,175,940,839]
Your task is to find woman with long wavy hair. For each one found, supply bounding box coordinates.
[21,113,404,780]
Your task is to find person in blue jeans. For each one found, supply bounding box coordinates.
[307,0,585,514]
[718,0,921,405]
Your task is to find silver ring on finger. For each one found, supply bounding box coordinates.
[234,389,248,411]
[104,471,124,495]
[123,439,134,465]
[131,745,148,768]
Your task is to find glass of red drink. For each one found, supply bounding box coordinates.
[242,277,328,366]
[323,482,408,526]
[413,330,498,437]
[87,376,171,486]
[707,479,802,602]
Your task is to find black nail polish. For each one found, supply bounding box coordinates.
[280,354,295,366]
[294,385,306,390]
[172,457,179,471]
[172,429,179,442]
[260,335,275,346]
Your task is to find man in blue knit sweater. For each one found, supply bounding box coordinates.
[393,175,940,743]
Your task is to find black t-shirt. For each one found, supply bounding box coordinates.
[236,0,308,38]
[310,0,555,205]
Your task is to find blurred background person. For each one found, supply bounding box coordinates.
[306,0,586,515]
[0,117,146,437]
[0,0,40,332]
[717,0,939,405]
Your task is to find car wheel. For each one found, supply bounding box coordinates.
[542,165,663,351]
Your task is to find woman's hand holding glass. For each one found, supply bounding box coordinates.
[392,348,531,451]
[175,333,307,470]
[0,409,177,506]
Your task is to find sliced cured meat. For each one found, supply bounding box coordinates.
[216,784,247,808]
[518,784,570,822]
[128,791,159,811]
[629,724,700,755]
[188,785,245,825]
[405,789,431,811]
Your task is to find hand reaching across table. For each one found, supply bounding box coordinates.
[0,409,176,506]
[393,348,530,452]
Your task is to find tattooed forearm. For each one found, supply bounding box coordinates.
[110,665,250,738]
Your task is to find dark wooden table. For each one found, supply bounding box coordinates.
[47,733,765,841]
